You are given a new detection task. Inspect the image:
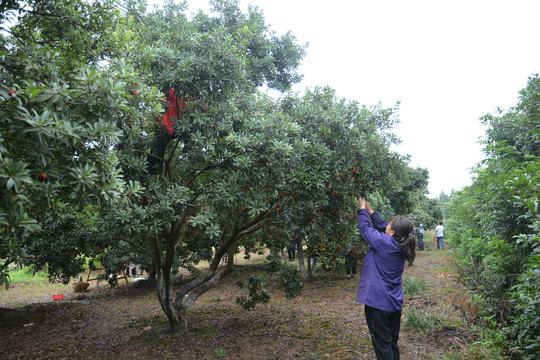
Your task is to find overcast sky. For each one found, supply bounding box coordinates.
[162,0,540,197]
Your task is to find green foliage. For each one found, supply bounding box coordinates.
[0,0,19,22]
[1,266,49,285]
[438,190,453,219]
[447,73,540,358]
[384,166,443,229]
[25,227,97,284]
[0,0,438,334]
[262,253,303,300]
[277,264,303,300]
[214,349,228,359]
[406,194,443,229]
[388,166,429,215]
[508,220,540,359]
[236,274,270,310]
[0,0,161,283]
[453,235,524,320]
[95,0,316,332]
[264,251,282,273]
[442,344,505,360]
[258,88,422,278]
[98,240,146,287]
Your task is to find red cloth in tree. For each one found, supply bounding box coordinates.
[158,88,184,135]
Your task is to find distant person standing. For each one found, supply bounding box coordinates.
[418,223,424,251]
[436,221,445,250]
[287,240,297,261]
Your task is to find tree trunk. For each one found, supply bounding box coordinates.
[296,236,308,280]
[148,261,157,281]
[226,244,236,268]
[154,215,261,334]
[156,266,187,334]
[296,235,316,281]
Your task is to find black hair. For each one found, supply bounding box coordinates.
[390,215,416,266]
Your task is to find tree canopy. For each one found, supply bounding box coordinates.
[1,0,433,334]
[0,0,162,284]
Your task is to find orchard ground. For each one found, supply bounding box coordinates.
[0,233,482,360]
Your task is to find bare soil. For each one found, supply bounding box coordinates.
[0,243,480,359]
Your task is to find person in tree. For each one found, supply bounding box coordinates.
[356,196,416,360]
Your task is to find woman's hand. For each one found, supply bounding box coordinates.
[358,196,374,214]
[358,196,367,209]
[365,201,374,214]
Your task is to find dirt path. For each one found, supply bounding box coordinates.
[0,246,479,359]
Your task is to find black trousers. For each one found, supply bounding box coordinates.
[345,257,357,275]
[364,305,401,360]
[287,248,295,261]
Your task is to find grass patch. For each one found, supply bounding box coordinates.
[442,343,506,360]
[5,267,50,285]
[197,325,218,339]
[404,308,443,331]
[214,349,227,358]
[403,277,427,295]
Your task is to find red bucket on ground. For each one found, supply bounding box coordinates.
[52,294,64,300]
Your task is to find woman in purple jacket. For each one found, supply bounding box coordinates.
[357,196,416,360]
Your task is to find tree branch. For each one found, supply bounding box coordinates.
[152,234,162,265]
[185,151,246,188]
[164,133,183,181]
[172,203,272,311]
[181,265,235,309]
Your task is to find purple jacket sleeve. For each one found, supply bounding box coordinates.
[370,211,389,233]
[357,209,389,251]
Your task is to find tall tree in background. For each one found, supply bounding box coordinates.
[437,190,452,219]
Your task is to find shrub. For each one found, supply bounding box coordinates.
[277,264,304,300]
[264,251,282,273]
[236,275,270,310]
[507,222,540,360]
[445,73,540,360]
[453,235,524,322]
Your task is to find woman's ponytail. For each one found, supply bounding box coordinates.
[390,215,416,266]
[398,233,416,266]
